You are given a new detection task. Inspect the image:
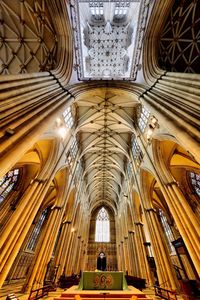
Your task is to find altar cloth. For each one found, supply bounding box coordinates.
[78,271,128,290]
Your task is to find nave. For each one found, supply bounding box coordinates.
[0,0,200,300]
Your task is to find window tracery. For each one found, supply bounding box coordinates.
[26,208,49,251]
[70,137,78,159]
[131,136,143,165]
[95,207,110,242]
[0,169,20,205]
[158,208,175,254]
[63,107,74,128]
[127,161,133,179]
[189,171,200,197]
[138,106,150,133]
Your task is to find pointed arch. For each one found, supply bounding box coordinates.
[95,207,110,242]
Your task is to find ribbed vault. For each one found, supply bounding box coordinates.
[75,87,140,210]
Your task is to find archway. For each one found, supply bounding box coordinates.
[87,205,117,271]
[140,168,178,290]
[152,139,200,282]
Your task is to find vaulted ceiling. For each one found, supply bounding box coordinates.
[158,0,200,73]
[1,0,197,213]
[0,0,57,75]
[75,87,139,210]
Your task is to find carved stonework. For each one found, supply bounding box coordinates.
[0,0,58,74]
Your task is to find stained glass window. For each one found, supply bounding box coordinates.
[131,136,143,165]
[95,207,110,242]
[189,171,200,197]
[63,107,74,128]
[138,106,150,133]
[158,209,175,253]
[71,137,78,159]
[0,169,20,205]
[26,208,49,251]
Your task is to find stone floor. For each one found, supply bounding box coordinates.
[0,283,185,300]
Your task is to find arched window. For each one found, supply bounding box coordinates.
[189,171,200,197]
[26,208,49,251]
[0,169,20,205]
[158,208,175,254]
[138,106,150,133]
[131,135,143,166]
[95,207,110,242]
[63,106,74,128]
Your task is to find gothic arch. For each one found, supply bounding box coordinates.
[152,138,200,215]
[50,167,69,208]
[142,0,173,83]
[140,168,158,209]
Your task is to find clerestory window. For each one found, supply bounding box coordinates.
[71,137,78,159]
[189,171,200,197]
[63,107,74,128]
[138,106,150,133]
[26,208,49,251]
[0,169,20,205]
[158,208,175,254]
[131,136,143,165]
[95,207,110,242]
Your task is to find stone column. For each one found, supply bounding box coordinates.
[0,75,74,178]
[81,242,88,272]
[163,181,200,276]
[70,234,81,275]
[0,178,48,288]
[128,231,137,276]
[120,241,125,272]
[65,230,77,275]
[117,244,122,271]
[145,208,178,290]
[76,238,83,274]
[127,232,134,275]
[55,221,71,279]
[124,236,131,274]
[135,222,152,285]
[32,206,63,289]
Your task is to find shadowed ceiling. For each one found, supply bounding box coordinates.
[158,0,200,73]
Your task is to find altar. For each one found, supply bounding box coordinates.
[78,271,128,290]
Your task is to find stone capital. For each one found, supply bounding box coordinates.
[135,221,144,226]
[62,220,71,224]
